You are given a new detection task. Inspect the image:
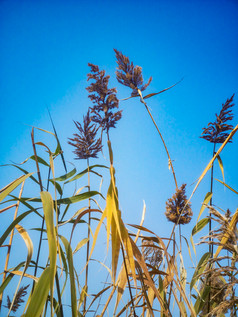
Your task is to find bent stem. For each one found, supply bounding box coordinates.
[137,89,178,190]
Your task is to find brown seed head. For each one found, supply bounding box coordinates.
[201,94,235,143]
[114,49,152,96]
[165,184,193,225]
[68,110,102,160]
[86,63,122,132]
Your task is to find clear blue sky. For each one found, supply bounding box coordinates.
[0,0,238,315]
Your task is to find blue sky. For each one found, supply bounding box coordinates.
[0,0,238,315]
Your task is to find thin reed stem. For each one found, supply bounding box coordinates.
[121,244,137,317]
[83,158,91,313]
[137,89,178,190]
[208,142,216,313]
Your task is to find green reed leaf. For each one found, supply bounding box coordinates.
[41,191,57,308]
[60,236,77,317]
[197,192,212,222]
[24,267,51,317]
[64,164,108,184]
[53,168,76,182]
[192,218,209,236]
[0,210,32,247]
[190,252,211,291]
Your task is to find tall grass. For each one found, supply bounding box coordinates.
[0,50,237,316]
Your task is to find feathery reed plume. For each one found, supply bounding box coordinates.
[114,49,152,97]
[68,110,102,159]
[86,63,122,133]
[165,184,193,225]
[5,284,29,313]
[201,94,235,144]
[142,240,163,267]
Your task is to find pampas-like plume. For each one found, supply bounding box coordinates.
[5,284,29,313]
[68,110,102,159]
[114,49,152,97]
[86,63,122,133]
[165,184,193,225]
[201,94,235,143]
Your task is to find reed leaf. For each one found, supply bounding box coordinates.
[190,218,209,255]
[65,164,108,184]
[53,168,77,182]
[188,124,238,201]
[197,192,212,222]
[192,218,209,236]
[0,210,32,247]
[24,267,51,317]
[190,252,211,291]
[73,238,89,254]
[0,174,33,203]
[0,262,25,295]
[60,236,77,317]
[214,207,238,258]
[7,224,33,316]
[217,155,225,183]
[41,192,57,309]
[215,179,238,194]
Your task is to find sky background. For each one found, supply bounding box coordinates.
[0,0,238,315]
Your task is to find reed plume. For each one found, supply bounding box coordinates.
[165,184,193,225]
[5,284,29,313]
[114,49,152,97]
[68,110,102,160]
[201,94,235,144]
[86,63,122,134]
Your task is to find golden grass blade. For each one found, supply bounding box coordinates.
[0,262,25,295]
[0,173,33,202]
[7,224,33,316]
[84,285,111,316]
[188,124,238,202]
[8,271,38,282]
[24,267,51,317]
[197,192,212,222]
[73,238,89,254]
[40,191,57,313]
[215,179,238,194]
[146,287,156,317]
[114,204,146,314]
[214,207,238,258]
[111,216,121,282]
[28,125,56,136]
[217,155,225,183]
